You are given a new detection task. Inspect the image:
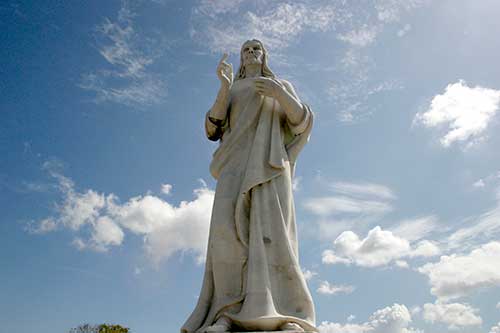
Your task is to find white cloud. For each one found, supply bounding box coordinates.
[375,0,429,23]
[323,226,409,267]
[191,2,337,54]
[397,23,411,37]
[418,241,500,300]
[491,323,500,333]
[394,260,409,269]
[497,302,500,310]
[329,182,396,200]
[423,302,482,330]
[305,181,395,240]
[322,250,353,265]
[410,306,421,316]
[472,171,500,190]
[338,26,379,47]
[347,315,356,322]
[304,196,393,217]
[319,322,367,333]
[415,80,500,148]
[473,179,486,188]
[30,161,214,263]
[292,176,302,192]
[302,268,318,281]
[447,204,500,250]
[390,215,440,242]
[194,0,246,18]
[26,218,57,234]
[317,281,355,296]
[328,55,404,122]
[89,216,125,252]
[191,0,423,123]
[140,187,214,265]
[409,240,441,258]
[79,0,167,107]
[322,226,440,268]
[161,183,172,195]
[319,304,420,333]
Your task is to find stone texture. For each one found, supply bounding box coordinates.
[181,39,317,333]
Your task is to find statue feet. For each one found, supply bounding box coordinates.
[205,316,232,332]
[280,322,305,332]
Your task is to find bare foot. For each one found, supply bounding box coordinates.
[205,316,232,332]
[280,322,305,332]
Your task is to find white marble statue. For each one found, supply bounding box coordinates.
[181,39,316,333]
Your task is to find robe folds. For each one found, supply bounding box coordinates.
[181,78,316,333]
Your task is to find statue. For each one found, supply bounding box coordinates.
[181,39,316,333]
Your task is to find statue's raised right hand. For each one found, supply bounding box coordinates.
[217,53,233,88]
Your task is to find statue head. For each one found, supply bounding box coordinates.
[235,39,275,81]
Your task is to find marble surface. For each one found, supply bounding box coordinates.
[181,39,317,333]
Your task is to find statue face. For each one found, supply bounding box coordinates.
[241,40,264,67]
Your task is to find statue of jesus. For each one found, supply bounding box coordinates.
[181,39,316,333]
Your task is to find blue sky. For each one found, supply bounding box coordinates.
[2,0,500,332]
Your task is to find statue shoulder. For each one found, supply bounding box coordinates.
[277,79,299,99]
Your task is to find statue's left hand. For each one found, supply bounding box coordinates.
[255,78,285,98]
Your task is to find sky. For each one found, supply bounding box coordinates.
[1,0,500,332]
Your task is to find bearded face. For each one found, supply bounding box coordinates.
[241,40,264,67]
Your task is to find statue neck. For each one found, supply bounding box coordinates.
[244,64,262,78]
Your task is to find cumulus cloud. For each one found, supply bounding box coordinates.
[423,301,482,330]
[322,226,440,268]
[79,0,167,107]
[415,80,500,148]
[317,281,355,296]
[418,241,500,301]
[302,268,318,281]
[319,303,420,333]
[29,161,214,262]
[161,183,172,195]
[491,323,500,333]
[90,216,125,252]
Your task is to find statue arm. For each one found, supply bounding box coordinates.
[255,78,304,125]
[276,80,309,129]
[205,85,231,141]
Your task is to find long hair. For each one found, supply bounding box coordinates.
[235,39,275,81]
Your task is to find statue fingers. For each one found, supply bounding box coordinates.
[255,82,270,91]
[218,53,229,66]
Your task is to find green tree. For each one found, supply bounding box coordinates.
[68,323,129,333]
[98,324,130,333]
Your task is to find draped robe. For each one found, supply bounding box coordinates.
[181,77,316,333]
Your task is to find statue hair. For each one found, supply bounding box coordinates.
[235,39,275,81]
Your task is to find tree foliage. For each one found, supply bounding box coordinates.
[98,324,130,333]
[69,324,129,333]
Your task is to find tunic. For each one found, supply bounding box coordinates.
[181,77,315,332]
